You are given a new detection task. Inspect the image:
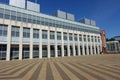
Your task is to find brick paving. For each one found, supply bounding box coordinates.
[0,54,120,80]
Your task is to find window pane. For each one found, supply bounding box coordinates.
[12,31,15,37]
[0,30,2,36]
[0,13,3,18]
[4,14,10,19]
[0,8,4,13]
[3,31,7,36]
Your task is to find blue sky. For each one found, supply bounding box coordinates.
[1,0,120,38]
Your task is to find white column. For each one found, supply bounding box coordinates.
[47,30,50,58]
[67,33,70,56]
[73,33,76,56]
[6,25,11,61]
[93,36,96,54]
[97,36,100,54]
[86,35,89,55]
[77,34,80,56]
[82,34,85,55]
[61,32,64,57]
[55,31,58,57]
[90,35,93,55]
[19,25,23,60]
[39,29,42,58]
[30,28,33,59]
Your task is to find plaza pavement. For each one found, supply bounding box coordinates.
[0,54,120,80]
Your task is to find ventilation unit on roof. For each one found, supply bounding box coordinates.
[9,0,26,8]
[26,1,40,12]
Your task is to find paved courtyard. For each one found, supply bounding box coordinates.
[0,54,120,80]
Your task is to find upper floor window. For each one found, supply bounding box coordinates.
[33,29,39,39]
[64,33,67,40]
[57,32,61,40]
[0,24,8,36]
[50,31,55,39]
[69,33,73,41]
[88,35,90,42]
[42,30,47,39]
[74,34,77,41]
[23,28,30,38]
[84,35,86,42]
[11,26,20,37]
[79,34,82,41]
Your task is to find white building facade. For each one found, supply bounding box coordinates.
[0,3,102,61]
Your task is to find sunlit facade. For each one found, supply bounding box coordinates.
[0,3,102,61]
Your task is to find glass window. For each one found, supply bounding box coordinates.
[11,15,16,20]
[4,14,10,19]
[32,15,37,24]
[74,34,77,41]
[28,14,32,23]
[84,35,86,42]
[33,29,39,39]
[95,36,97,42]
[11,11,16,20]
[79,34,82,41]
[0,24,8,36]
[23,28,30,38]
[0,13,3,18]
[50,31,55,39]
[64,33,67,40]
[88,35,90,42]
[0,45,7,60]
[69,33,73,41]
[91,36,93,42]
[0,8,4,13]
[57,32,61,40]
[5,9,10,15]
[11,26,20,37]
[17,12,21,21]
[42,30,47,39]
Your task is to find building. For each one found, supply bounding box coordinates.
[100,30,107,53]
[0,0,102,61]
[106,36,120,53]
[113,36,120,42]
[106,41,120,53]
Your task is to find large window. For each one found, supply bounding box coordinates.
[33,29,39,39]
[88,35,90,42]
[57,32,61,40]
[42,30,47,39]
[22,13,27,22]
[50,31,55,39]
[64,33,67,40]
[74,34,77,41]
[4,9,10,19]
[23,28,30,38]
[69,33,73,41]
[84,35,86,42]
[11,11,16,20]
[0,24,8,36]
[11,26,20,37]
[0,45,6,60]
[91,36,93,42]
[79,34,82,41]
[98,37,100,42]
[95,36,97,42]
[17,12,22,21]
[0,8,4,18]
